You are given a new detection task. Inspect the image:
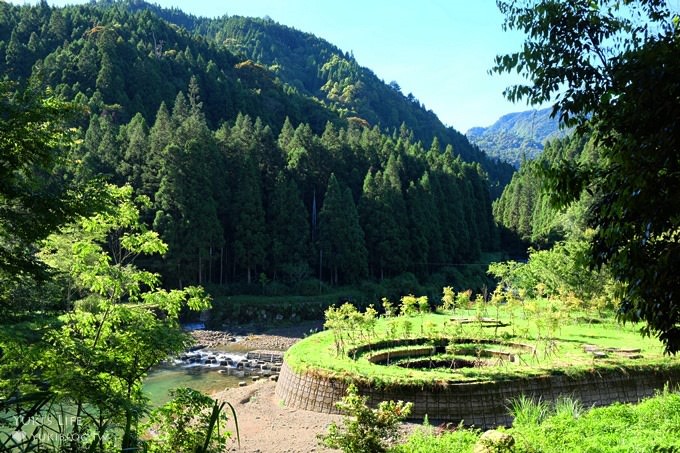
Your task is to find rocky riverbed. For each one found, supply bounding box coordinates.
[188,321,322,352]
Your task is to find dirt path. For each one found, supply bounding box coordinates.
[216,379,342,453]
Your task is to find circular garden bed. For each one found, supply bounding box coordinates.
[275,312,680,427]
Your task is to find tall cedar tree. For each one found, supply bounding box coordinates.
[232,156,267,284]
[319,174,367,284]
[267,171,311,282]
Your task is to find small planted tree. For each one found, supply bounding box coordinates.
[400,295,429,334]
[400,294,420,317]
[325,303,376,355]
[319,383,412,453]
[441,286,456,313]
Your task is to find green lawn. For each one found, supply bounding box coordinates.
[285,303,678,386]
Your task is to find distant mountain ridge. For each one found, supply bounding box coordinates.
[467,108,569,167]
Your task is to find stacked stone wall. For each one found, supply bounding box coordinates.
[275,362,680,428]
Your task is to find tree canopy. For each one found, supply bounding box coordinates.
[0,82,102,281]
[493,0,680,352]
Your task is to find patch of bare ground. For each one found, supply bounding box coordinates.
[215,379,342,452]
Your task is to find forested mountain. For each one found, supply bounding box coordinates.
[0,0,503,290]
[120,3,513,189]
[467,108,568,167]
[492,133,591,247]
[194,15,509,182]
[0,0,513,191]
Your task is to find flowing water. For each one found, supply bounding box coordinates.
[144,344,250,406]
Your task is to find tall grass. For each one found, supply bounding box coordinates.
[507,395,551,427]
[391,389,680,453]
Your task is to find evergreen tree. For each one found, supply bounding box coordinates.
[277,116,295,150]
[319,174,367,284]
[145,101,174,200]
[119,112,149,189]
[405,173,443,276]
[359,164,408,279]
[267,171,310,282]
[232,157,267,284]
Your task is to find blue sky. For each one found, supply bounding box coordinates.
[16,0,535,132]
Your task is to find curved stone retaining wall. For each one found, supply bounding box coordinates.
[275,362,680,428]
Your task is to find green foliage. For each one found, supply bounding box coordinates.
[390,423,479,453]
[318,383,412,453]
[381,297,397,318]
[268,171,311,283]
[455,290,472,310]
[0,81,102,282]
[392,390,680,452]
[492,133,590,247]
[1,185,211,452]
[441,286,456,312]
[319,174,368,285]
[488,234,618,326]
[143,387,238,453]
[493,0,680,352]
[0,1,508,292]
[508,395,551,427]
[400,295,420,317]
[324,302,377,356]
[211,15,513,191]
[512,389,680,452]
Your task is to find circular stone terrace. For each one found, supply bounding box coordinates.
[275,313,680,428]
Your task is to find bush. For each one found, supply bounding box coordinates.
[143,388,238,453]
[318,383,412,453]
[294,278,327,296]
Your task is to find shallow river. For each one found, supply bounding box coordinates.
[143,331,254,406]
[144,364,243,406]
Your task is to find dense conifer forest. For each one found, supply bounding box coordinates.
[0,0,509,292]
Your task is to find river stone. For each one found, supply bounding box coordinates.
[473,430,515,453]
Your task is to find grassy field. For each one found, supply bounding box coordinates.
[285,302,679,386]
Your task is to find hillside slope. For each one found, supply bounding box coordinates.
[128,4,515,192]
[0,0,504,289]
[467,108,568,167]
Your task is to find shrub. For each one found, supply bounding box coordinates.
[318,383,412,453]
[143,388,238,453]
